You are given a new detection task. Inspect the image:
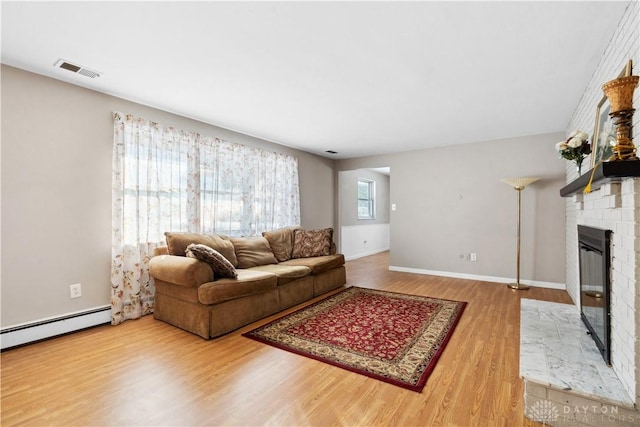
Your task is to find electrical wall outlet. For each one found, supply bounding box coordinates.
[470,253,477,262]
[464,253,471,261]
[69,283,82,299]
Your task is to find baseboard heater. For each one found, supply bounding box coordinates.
[1,306,111,350]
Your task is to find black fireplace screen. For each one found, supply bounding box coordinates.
[578,225,612,365]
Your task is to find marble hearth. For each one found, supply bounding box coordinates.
[521,299,636,426]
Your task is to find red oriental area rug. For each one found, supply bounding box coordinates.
[242,286,466,392]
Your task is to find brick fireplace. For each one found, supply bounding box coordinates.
[572,178,639,405]
[521,176,639,426]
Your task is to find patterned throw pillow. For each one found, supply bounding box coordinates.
[186,243,238,279]
[291,228,333,259]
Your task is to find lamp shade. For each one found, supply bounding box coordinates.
[500,177,540,189]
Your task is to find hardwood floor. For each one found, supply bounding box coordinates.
[1,252,572,426]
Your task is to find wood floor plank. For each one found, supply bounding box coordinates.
[1,251,572,426]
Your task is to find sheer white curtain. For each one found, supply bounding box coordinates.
[198,136,300,236]
[111,112,300,325]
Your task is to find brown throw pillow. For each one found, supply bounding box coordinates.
[229,236,278,269]
[262,226,301,262]
[165,232,238,266]
[291,228,333,258]
[186,243,238,279]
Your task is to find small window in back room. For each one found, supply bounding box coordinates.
[357,178,375,220]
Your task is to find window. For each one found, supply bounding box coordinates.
[113,114,300,244]
[111,112,301,325]
[357,179,375,219]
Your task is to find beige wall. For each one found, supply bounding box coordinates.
[1,65,335,327]
[1,64,569,328]
[337,133,567,284]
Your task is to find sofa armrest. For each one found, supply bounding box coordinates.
[149,255,214,287]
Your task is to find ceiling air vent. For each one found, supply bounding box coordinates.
[54,59,101,79]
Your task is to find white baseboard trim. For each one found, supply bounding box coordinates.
[1,306,111,350]
[345,247,390,261]
[388,266,566,290]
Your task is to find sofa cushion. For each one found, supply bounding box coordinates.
[262,226,301,262]
[186,243,238,279]
[164,232,238,266]
[249,264,311,285]
[291,228,333,258]
[149,255,214,287]
[198,270,277,305]
[279,254,345,275]
[230,236,278,269]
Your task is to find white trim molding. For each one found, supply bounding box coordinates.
[388,266,565,290]
[1,306,111,350]
[341,223,390,260]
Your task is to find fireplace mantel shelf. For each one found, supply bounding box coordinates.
[559,160,640,197]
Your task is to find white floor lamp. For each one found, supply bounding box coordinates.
[500,177,540,290]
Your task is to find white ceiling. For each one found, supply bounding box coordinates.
[1,1,629,159]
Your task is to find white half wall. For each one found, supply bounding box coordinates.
[341,224,390,260]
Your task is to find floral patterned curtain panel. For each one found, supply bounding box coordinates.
[111,112,300,325]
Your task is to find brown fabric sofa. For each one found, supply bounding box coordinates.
[149,227,346,339]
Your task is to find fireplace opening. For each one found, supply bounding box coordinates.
[578,225,612,365]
